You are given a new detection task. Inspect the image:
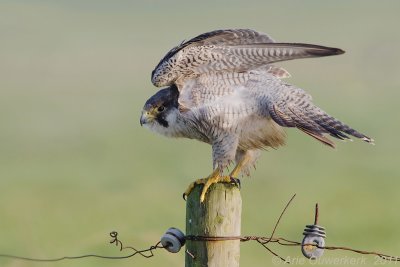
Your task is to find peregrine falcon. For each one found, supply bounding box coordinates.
[140,29,373,202]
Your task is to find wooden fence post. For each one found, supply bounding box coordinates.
[185,182,242,267]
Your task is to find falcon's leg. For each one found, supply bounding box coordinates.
[230,149,261,178]
[229,152,252,178]
[184,135,239,202]
[183,168,232,202]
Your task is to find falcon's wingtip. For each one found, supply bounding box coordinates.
[362,136,375,145]
[307,46,345,57]
[333,48,345,55]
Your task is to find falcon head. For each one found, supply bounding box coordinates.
[140,86,180,136]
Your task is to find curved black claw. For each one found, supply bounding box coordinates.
[182,193,187,201]
[230,177,241,189]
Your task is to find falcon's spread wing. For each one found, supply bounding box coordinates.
[151,29,344,87]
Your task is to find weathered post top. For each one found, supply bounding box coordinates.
[185,183,242,267]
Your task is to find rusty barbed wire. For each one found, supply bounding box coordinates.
[0,231,163,262]
[185,235,400,262]
[0,194,399,263]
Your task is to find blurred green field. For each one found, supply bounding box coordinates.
[0,1,399,266]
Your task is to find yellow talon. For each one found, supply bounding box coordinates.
[199,172,231,202]
[184,153,252,202]
[183,169,231,202]
[183,178,208,200]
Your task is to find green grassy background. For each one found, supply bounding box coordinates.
[0,1,399,266]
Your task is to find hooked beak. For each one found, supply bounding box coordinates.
[140,111,154,126]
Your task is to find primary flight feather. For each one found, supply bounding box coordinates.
[140,29,373,202]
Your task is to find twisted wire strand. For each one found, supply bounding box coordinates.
[0,232,163,262]
[185,235,400,261]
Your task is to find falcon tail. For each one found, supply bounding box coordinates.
[305,112,374,148]
[270,105,374,148]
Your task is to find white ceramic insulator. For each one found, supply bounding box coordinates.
[161,227,185,253]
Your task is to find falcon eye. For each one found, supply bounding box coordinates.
[157,106,165,112]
